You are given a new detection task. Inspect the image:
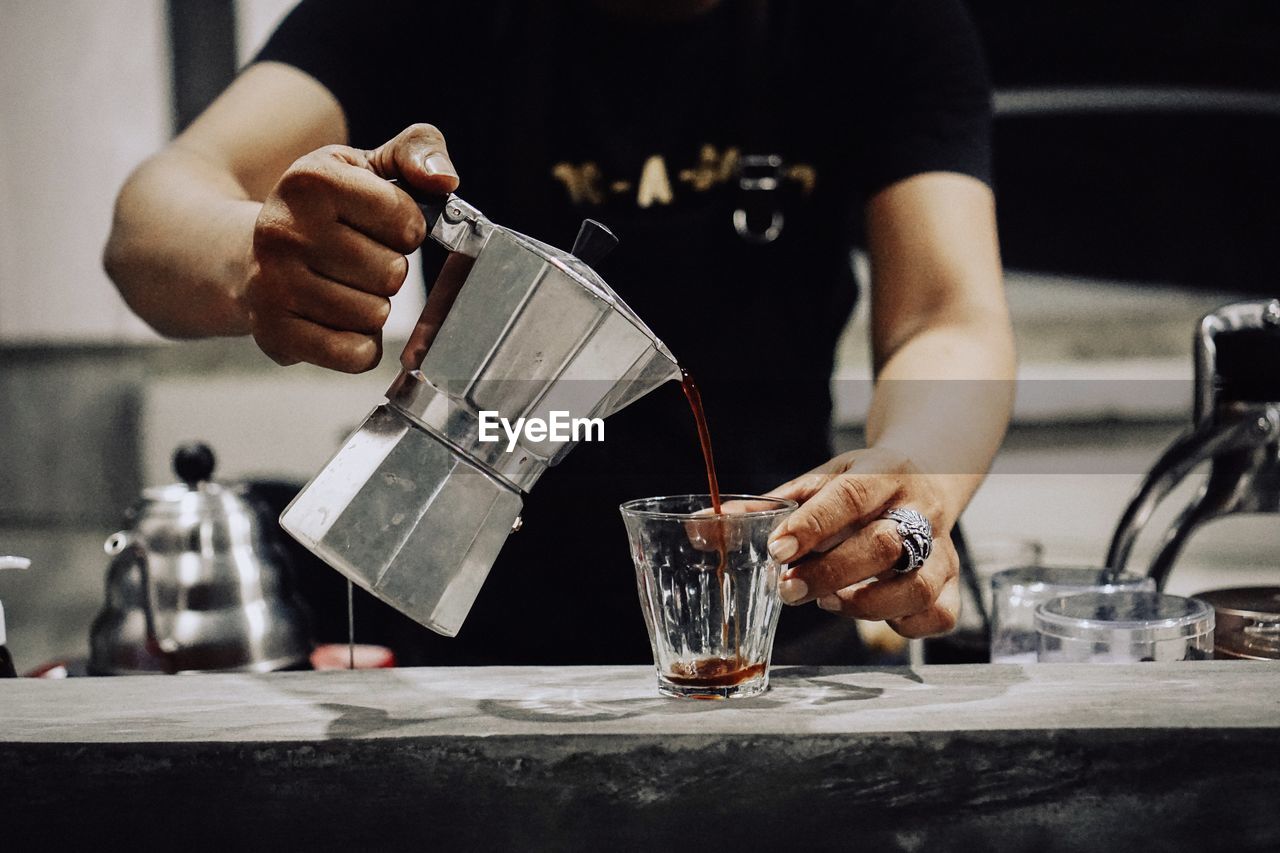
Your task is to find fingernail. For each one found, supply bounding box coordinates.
[816,594,841,612]
[778,578,808,604]
[424,153,458,178]
[768,535,798,563]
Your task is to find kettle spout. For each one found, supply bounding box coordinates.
[595,341,682,420]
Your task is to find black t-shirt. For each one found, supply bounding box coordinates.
[256,0,992,665]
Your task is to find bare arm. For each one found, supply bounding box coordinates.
[104,62,459,372]
[767,171,1014,638]
[104,63,346,337]
[865,171,1015,522]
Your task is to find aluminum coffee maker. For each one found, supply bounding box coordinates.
[280,193,680,636]
[1106,299,1280,587]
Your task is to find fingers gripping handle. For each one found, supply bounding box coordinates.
[390,180,492,258]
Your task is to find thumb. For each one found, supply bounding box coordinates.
[367,122,460,194]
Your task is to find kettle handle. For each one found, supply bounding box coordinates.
[389,182,492,259]
[105,532,179,671]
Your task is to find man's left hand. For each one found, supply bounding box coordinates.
[765,448,960,639]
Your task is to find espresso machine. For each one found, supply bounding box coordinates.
[280,193,680,637]
[1106,299,1280,588]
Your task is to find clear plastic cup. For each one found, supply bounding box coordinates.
[990,566,1155,663]
[961,538,1046,633]
[1035,591,1215,663]
[620,495,796,699]
[928,538,1045,662]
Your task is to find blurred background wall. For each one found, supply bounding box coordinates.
[1,0,1277,669]
[0,0,424,527]
[1,0,167,344]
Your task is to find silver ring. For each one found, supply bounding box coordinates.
[883,508,933,573]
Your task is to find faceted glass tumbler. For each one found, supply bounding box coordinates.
[620,495,796,699]
[990,566,1155,663]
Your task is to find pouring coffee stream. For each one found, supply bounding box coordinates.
[680,368,723,514]
[679,367,760,683]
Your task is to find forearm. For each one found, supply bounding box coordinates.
[865,309,1015,527]
[104,60,351,339]
[104,145,260,337]
[770,174,1007,635]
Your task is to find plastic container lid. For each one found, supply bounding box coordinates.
[992,566,1150,593]
[1035,591,1215,644]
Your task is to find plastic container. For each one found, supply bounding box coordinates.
[989,566,1154,663]
[1035,591,1215,663]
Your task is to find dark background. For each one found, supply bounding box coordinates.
[165,0,1280,291]
[969,0,1280,292]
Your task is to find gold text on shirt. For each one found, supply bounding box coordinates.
[551,146,817,208]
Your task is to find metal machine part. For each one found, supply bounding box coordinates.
[1106,299,1280,588]
[89,444,312,674]
[280,192,680,638]
[1194,586,1280,660]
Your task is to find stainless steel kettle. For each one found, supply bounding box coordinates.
[89,443,312,674]
[280,193,681,637]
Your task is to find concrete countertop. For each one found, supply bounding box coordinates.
[3,663,1278,851]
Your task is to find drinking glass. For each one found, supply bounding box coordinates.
[990,566,1154,663]
[1035,591,1215,663]
[620,494,796,699]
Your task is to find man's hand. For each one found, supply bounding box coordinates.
[246,123,459,373]
[765,448,961,639]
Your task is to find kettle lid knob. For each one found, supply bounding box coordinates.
[173,442,216,489]
[571,219,619,267]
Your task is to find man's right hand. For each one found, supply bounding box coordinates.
[246,123,459,373]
